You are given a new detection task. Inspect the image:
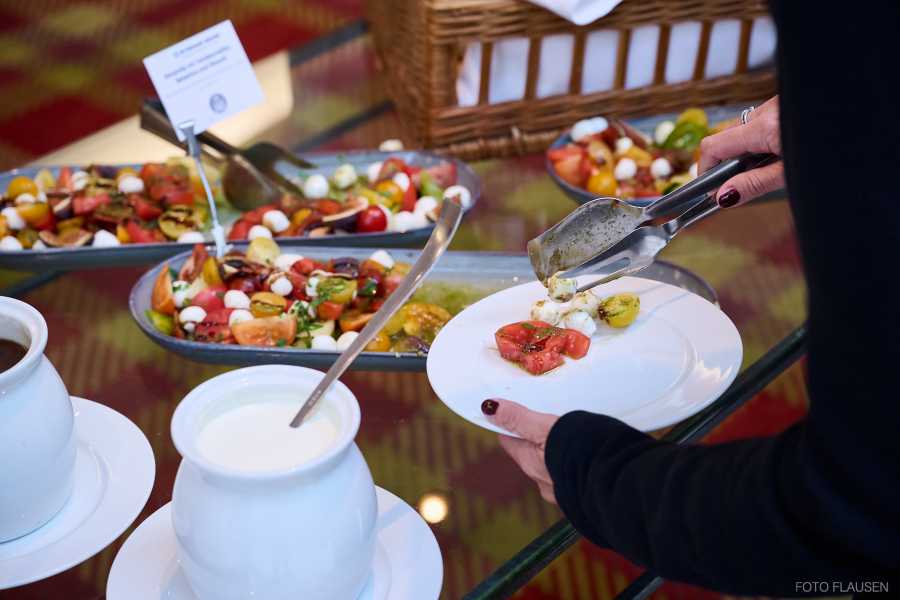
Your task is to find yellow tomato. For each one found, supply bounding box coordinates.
[6,176,38,199]
[366,332,391,352]
[34,169,55,192]
[16,229,37,249]
[250,292,287,318]
[676,108,708,129]
[600,293,641,328]
[622,146,654,167]
[202,256,223,286]
[0,215,8,238]
[587,171,617,196]
[16,202,50,227]
[290,207,313,227]
[374,180,403,208]
[116,223,131,243]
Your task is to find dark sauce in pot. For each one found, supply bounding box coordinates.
[0,339,27,373]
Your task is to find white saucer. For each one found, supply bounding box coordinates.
[427,276,743,435]
[0,397,155,589]
[107,486,443,600]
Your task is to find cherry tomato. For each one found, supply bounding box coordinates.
[291,257,322,276]
[316,300,344,321]
[401,182,417,212]
[139,163,165,183]
[586,171,617,196]
[356,206,387,233]
[242,203,279,226]
[314,199,342,216]
[6,176,38,199]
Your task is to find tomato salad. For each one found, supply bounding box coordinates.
[548,108,718,200]
[147,239,455,353]
[0,155,473,251]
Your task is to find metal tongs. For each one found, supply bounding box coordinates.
[529,153,777,291]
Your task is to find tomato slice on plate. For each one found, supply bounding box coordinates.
[521,347,565,375]
[494,320,591,375]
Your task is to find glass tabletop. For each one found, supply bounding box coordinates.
[2,26,808,600]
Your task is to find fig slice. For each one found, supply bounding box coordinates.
[321,196,367,230]
[38,228,93,248]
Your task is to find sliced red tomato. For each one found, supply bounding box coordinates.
[356,206,387,233]
[194,308,234,343]
[316,300,344,321]
[553,154,587,187]
[242,204,280,226]
[291,257,322,276]
[56,167,72,192]
[377,157,410,181]
[228,219,252,241]
[563,330,591,359]
[163,189,195,206]
[401,183,417,212]
[228,276,259,293]
[547,144,583,163]
[314,199,341,216]
[191,286,227,313]
[495,320,590,375]
[131,196,163,221]
[32,208,56,231]
[73,192,111,216]
[521,348,565,375]
[139,163,165,184]
[125,220,163,244]
[422,162,457,188]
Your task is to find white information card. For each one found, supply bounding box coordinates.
[143,20,264,141]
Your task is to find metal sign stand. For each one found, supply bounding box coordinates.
[177,120,227,258]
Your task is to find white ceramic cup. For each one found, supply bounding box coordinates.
[171,365,377,600]
[0,297,75,542]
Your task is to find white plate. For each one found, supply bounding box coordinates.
[0,397,155,589]
[107,487,443,600]
[427,276,742,435]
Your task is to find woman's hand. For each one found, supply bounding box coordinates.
[481,399,559,504]
[698,96,784,208]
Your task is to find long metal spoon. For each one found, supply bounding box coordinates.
[527,153,777,282]
[289,199,464,428]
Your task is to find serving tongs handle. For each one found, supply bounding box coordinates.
[140,97,239,157]
[644,153,778,220]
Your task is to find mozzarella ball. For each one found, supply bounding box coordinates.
[71,170,89,191]
[14,193,36,206]
[548,273,577,302]
[224,290,251,310]
[0,236,23,251]
[302,174,329,199]
[311,335,338,351]
[563,310,597,337]
[614,158,638,181]
[274,253,303,271]
[333,163,357,189]
[689,162,698,178]
[390,210,427,232]
[270,276,293,297]
[615,137,634,153]
[172,281,190,308]
[248,224,273,240]
[117,175,145,194]
[36,192,47,203]
[32,239,47,249]
[570,291,601,318]
[366,161,383,183]
[443,185,472,209]
[309,320,335,337]
[336,331,359,352]
[1,207,25,230]
[228,308,254,327]
[392,172,410,192]
[650,158,673,179]
[177,231,204,243]
[179,306,207,324]
[305,276,320,298]
[654,120,676,145]
[530,300,562,326]
[571,116,608,142]
[414,195,439,216]
[92,229,120,247]
[378,139,404,152]
[369,249,394,269]
[262,209,290,233]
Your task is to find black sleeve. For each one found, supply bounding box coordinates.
[544,2,900,595]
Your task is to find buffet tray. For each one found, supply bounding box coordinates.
[0,150,479,271]
[129,243,718,372]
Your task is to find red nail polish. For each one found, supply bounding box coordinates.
[718,189,740,208]
[481,400,498,415]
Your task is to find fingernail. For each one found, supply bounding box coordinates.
[718,189,740,208]
[481,399,498,415]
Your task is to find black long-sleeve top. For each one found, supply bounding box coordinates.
[544,2,900,595]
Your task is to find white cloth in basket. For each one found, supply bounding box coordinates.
[455,1,777,107]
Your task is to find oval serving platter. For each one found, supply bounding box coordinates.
[0,150,480,271]
[130,243,718,372]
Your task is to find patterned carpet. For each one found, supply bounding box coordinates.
[0,3,812,600]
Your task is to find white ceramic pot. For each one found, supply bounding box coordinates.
[171,365,377,600]
[0,297,75,542]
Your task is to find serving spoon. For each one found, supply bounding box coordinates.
[527,153,777,282]
[289,198,464,428]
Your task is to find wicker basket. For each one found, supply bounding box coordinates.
[365,0,777,160]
